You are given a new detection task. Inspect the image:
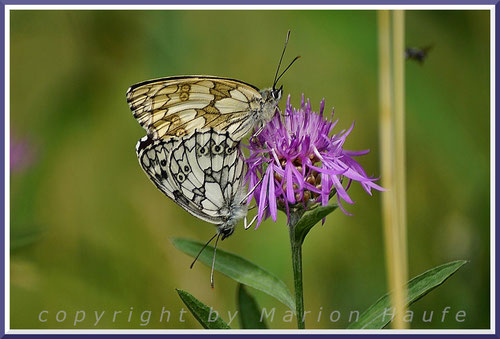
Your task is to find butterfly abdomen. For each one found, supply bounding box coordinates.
[216,184,249,240]
[218,200,248,240]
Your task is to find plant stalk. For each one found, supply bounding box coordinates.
[377,9,408,329]
[288,210,306,329]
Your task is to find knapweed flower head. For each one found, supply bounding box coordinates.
[244,95,384,227]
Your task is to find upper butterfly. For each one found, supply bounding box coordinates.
[126,31,299,141]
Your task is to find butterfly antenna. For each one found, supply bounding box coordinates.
[190,233,218,269]
[273,30,291,90]
[275,55,301,86]
[210,233,222,288]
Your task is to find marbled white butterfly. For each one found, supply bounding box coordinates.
[126,31,299,142]
[136,129,257,286]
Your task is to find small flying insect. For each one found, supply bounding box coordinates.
[405,45,433,64]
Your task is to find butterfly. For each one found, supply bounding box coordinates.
[136,129,257,286]
[126,31,299,142]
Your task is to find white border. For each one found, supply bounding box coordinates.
[4,4,496,335]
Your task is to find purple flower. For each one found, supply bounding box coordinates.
[10,132,36,173]
[244,95,384,228]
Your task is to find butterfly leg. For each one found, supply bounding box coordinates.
[244,203,270,230]
[251,125,265,140]
[239,176,265,206]
[244,214,259,230]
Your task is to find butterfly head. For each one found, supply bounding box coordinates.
[258,87,282,124]
[273,85,283,101]
[262,86,283,102]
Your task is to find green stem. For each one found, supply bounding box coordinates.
[288,210,305,329]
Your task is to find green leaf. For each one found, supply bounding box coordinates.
[348,260,468,329]
[294,204,337,244]
[237,284,268,329]
[172,238,295,311]
[176,289,230,329]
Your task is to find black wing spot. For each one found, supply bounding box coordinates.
[212,144,223,154]
[198,146,208,156]
[136,135,154,152]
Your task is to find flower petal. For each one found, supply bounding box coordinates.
[257,169,271,225]
[267,165,278,221]
[285,162,296,204]
[243,94,384,225]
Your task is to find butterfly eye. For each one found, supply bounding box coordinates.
[183,164,191,174]
[160,160,167,167]
[225,146,235,155]
[177,173,186,182]
[212,144,223,154]
[197,146,208,156]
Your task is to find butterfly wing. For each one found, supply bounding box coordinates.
[136,129,247,227]
[137,134,219,224]
[127,76,263,141]
[168,129,247,225]
[136,135,179,201]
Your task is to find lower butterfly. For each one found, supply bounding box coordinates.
[136,129,256,286]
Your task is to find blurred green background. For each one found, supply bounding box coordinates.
[9,10,490,329]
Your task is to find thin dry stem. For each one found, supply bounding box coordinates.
[378,9,408,329]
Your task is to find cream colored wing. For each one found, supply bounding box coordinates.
[126,76,263,141]
[136,129,247,228]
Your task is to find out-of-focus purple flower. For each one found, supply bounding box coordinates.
[11,133,36,172]
[244,95,384,227]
